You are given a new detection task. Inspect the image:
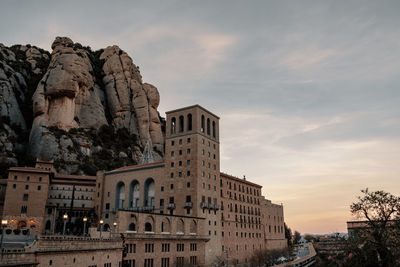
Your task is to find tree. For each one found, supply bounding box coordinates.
[304,234,315,243]
[284,223,293,248]
[347,188,400,267]
[293,231,301,244]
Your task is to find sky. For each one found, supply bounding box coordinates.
[1,0,400,234]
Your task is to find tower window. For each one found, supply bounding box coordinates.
[179,116,184,132]
[201,115,205,133]
[171,117,176,134]
[187,114,192,131]
[212,121,216,138]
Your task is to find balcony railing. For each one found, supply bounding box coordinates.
[200,202,208,209]
[167,203,176,209]
[184,202,193,208]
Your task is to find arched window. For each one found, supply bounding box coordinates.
[161,218,170,233]
[45,220,51,230]
[145,216,154,232]
[171,117,176,134]
[144,178,155,208]
[187,114,192,131]
[115,182,125,209]
[201,115,205,133]
[129,180,140,208]
[128,223,136,231]
[103,224,110,231]
[179,115,184,132]
[190,220,197,234]
[177,219,184,234]
[207,118,210,135]
[212,121,216,138]
[145,222,152,232]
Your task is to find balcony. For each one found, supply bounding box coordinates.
[184,202,193,208]
[200,202,208,209]
[167,203,176,209]
[142,206,155,212]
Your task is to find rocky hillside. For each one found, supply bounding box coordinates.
[0,37,165,176]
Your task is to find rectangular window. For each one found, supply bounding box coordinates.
[145,243,154,253]
[160,199,164,208]
[127,243,136,253]
[144,259,154,267]
[190,243,197,251]
[21,206,27,213]
[161,258,170,267]
[161,243,170,252]
[176,243,185,252]
[37,185,41,190]
[23,194,28,201]
[190,256,197,265]
[105,203,110,210]
[176,257,184,267]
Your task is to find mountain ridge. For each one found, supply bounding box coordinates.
[0,36,165,176]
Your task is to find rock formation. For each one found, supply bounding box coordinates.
[0,37,165,176]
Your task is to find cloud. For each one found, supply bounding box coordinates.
[279,46,335,71]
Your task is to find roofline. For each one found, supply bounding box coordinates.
[105,162,165,175]
[165,104,220,119]
[220,172,262,188]
[8,167,51,175]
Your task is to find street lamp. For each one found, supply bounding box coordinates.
[62,214,68,236]
[113,222,117,236]
[99,220,104,239]
[83,217,88,236]
[0,219,8,252]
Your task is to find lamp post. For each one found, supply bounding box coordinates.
[113,222,117,237]
[99,220,104,239]
[62,214,68,236]
[83,217,88,236]
[0,219,8,252]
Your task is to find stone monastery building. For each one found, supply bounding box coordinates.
[0,105,286,267]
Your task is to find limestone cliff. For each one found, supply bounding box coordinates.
[0,37,164,176]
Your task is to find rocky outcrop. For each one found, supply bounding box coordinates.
[0,43,50,177]
[0,37,165,176]
[100,46,163,153]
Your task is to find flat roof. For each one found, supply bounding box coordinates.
[220,172,262,188]
[9,167,50,174]
[165,104,220,119]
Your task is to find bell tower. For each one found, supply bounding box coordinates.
[164,105,221,264]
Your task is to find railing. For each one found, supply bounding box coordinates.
[166,203,176,209]
[200,202,209,209]
[184,202,193,208]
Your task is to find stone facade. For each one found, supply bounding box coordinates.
[0,104,287,266]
